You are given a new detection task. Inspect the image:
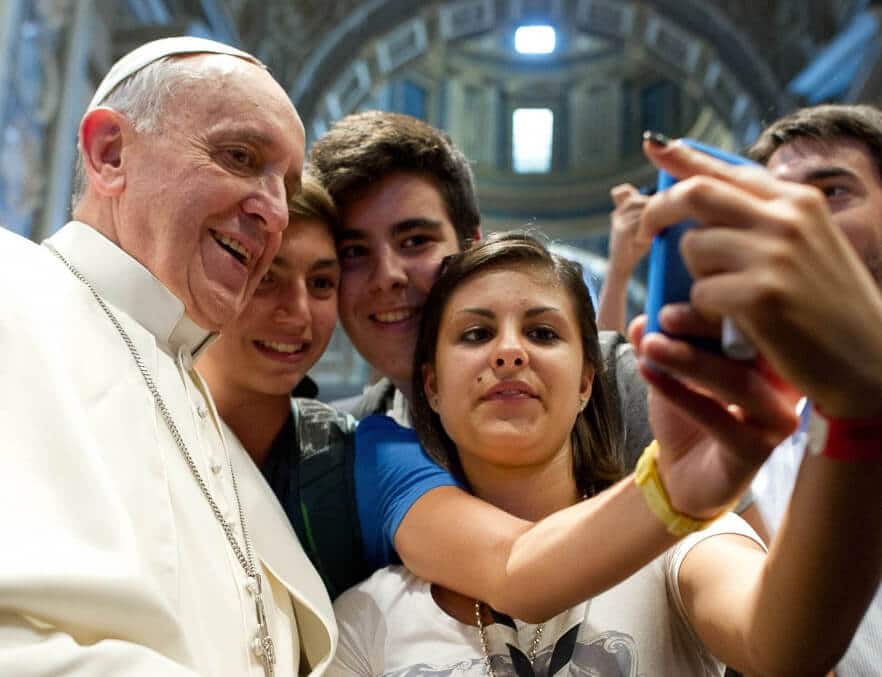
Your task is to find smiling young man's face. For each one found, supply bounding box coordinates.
[200,217,340,399]
[336,171,463,397]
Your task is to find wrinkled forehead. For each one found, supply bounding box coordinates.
[156,54,270,108]
[160,55,301,140]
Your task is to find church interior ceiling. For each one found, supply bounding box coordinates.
[0,0,876,342]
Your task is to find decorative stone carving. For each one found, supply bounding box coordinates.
[440,0,495,42]
[325,60,372,119]
[232,0,856,109]
[707,0,862,81]
[577,0,636,39]
[292,0,765,152]
[376,18,428,75]
[234,0,358,88]
[644,14,702,75]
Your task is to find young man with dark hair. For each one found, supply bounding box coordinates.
[310,111,481,421]
[310,111,480,247]
[637,104,882,677]
[748,104,882,286]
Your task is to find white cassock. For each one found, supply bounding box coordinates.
[0,222,336,675]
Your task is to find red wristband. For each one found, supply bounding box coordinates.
[807,405,882,461]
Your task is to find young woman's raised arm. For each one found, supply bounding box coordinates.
[636,131,882,675]
[395,477,678,623]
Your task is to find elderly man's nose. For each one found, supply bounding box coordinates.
[243,176,288,233]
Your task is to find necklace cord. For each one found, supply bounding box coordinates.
[474,599,544,676]
[45,244,260,580]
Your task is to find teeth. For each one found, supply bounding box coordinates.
[257,340,303,353]
[214,232,252,264]
[374,309,414,323]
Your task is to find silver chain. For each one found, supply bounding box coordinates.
[48,244,278,675]
[45,244,258,579]
[474,600,544,677]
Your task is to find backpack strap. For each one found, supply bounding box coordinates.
[291,398,371,598]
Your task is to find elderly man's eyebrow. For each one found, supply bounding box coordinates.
[209,125,303,192]
[213,126,275,146]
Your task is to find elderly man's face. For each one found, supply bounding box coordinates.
[117,54,305,330]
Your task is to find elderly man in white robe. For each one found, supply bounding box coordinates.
[0,38,335,675]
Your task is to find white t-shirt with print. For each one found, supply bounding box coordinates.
[329,513,762,676]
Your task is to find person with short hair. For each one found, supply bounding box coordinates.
[310,110,653,454]
[747,104,882,676]
[0,37,335,676]
[310,111,481,422]
[637,106,882,677]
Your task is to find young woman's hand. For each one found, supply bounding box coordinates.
[628,313,798,519]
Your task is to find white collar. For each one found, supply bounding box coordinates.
[44,221,216,360]
[387,387,413,429]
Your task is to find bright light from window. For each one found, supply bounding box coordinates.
[512,108,553,174]
[514,25,556,54]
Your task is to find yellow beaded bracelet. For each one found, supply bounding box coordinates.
[634,440,731,537]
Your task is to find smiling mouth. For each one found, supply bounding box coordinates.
[371,309,417,324]
[255,339,306,354]
[212,231,252,266]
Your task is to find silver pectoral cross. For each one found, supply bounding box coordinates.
[250,575,276,677]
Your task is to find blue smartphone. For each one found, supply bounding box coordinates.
[644,138,757,359]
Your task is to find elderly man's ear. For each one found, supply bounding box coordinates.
[79,108,131,196]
